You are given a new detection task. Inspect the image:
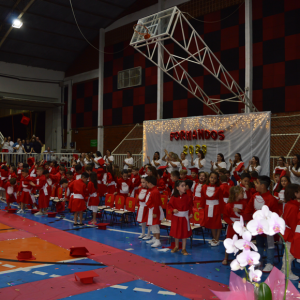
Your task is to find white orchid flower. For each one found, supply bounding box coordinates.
[253,205,272,221]
[230,259,244,271]
[235,231,258,252]
[268,212,285,236]
[233,215,247,236]
[249,265,262,282]
[247,217,269,236]
[224,234,239,255]
[237,250,260,267]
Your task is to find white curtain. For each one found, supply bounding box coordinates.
[143,112,271,176]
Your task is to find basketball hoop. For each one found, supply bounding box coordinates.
[133,24,151,40]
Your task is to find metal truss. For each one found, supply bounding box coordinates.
[130,6,258,115]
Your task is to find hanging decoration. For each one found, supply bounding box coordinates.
[20,114,30,126]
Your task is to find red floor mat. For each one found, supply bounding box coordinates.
[0,211,228,299]
[0,230,35,241]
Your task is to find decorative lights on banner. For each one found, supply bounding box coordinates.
[143,113,270,134]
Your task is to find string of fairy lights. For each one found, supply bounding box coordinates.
[143,113,270,134]
[142,112,270,158]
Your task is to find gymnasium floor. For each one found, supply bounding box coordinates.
[0,201,299,300]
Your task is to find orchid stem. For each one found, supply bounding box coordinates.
[244,267,249,282]
[279,233,288,300]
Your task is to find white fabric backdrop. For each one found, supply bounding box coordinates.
[143,112,271,175]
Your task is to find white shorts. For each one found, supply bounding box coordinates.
[150,224,160,234]
[88,206,98,213]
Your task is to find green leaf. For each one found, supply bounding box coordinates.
[258,282,272,300]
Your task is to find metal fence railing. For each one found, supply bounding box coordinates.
[0,153,144,170]
[0,153,292,173]
[0,153,76,167]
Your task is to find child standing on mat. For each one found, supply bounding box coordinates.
[136,176,151,239]
[168,180,193,255]
[4,177,18,210]
[68,172,89,226]
[244,176,279,272]
[145,175,165,248]
[222,185,247,265]
[200,171,225,246]
[87,172,99,226]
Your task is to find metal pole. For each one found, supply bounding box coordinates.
[67,81,72,149]
[245,0,253,113]
[157,0,164,119]
[97,28,105,154]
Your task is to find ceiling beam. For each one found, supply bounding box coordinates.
[43,0,115,20]
[8,37,80,53]
[0,0,36,48]
[0,49,68,64]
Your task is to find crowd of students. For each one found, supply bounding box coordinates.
[1,148,300,278]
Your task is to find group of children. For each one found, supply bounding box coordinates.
[1,156,300,277]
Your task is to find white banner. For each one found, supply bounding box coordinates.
[143,112,271,175]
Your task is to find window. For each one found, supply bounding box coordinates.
[118,67,142,89]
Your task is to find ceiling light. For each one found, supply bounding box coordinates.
[12,19,23,28]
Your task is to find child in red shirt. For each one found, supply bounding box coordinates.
[282,184,300,280]
[222,186,247,265]
[200,171,225,246]
[145,176,164,248]
[130,167,141,197]
[136,177,150,239]
[220,175,230,203]
[4,178,18,210]
[239,173,252,203]
[169,180,193,255]
[179,169,187,181]
[184,179,194,202]
[114,170,132,200]
[274,175,290,216]
[87,172,99,225]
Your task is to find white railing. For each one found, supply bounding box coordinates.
[113,154,143,170]
[0,152,144,170]
[0,153,76,167]
[0,153,292,171]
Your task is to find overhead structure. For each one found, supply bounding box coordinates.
[130,6,258,115]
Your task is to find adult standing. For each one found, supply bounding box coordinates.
[7,136,13,153]
[179,152,189,170]
[191,150,206,171]
[1,137,9,152]
[162,149,181,173]
[147,151,162,169]
[92,151,103,169]
[273,156,287,181]
[24,139,33,155]
[246,156,261,175]
[31,137,42,159]
[14,141,25,163]
[7,136,14,148]
[43,147,53,161]
[229,153,244,174]
[12,138,21,152]
[124,151,134,170]
[210,153,226,171]
[286,155,300,184]
[103,149,114,165]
